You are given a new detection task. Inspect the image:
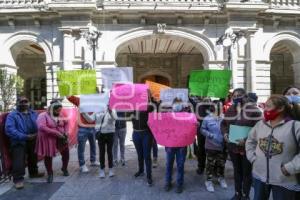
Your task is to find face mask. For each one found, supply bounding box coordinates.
[233,97,243,106]
[53,111,60,117]
[264,109,280,121]
[286,96,300,104]
[173,104,183,112]
[17,104,29,112]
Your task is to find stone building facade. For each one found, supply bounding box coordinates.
[0,0,299,108]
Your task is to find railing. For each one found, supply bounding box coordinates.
[0,0,46,8]
[103,0,214,2]
[0,0,299,9]
[269,0,300,7]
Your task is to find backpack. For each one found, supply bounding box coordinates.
[291,121,300,184]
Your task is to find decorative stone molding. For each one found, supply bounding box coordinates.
[155,23,167,34]
[7,18,15,27]
[140,17,146,25]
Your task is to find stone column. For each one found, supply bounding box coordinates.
[245,30,258,93]
[61,29,74,70]
[45,62,60,103]
[256,61,272,102]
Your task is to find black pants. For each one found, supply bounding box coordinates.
[11,141,38,183]
[97,133,114,169]
[196,132,206,172]
[229,150,252,197]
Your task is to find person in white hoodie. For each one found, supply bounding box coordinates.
[246,95,300,200]
[83,107,116,178]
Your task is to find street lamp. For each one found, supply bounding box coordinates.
[83,23,102,69]
[216,28,246,70]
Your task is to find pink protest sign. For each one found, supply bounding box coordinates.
[148,112,198,147]
[109,83,149,111]
[61,107,79,146]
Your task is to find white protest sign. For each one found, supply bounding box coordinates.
[79,93,109,113]
[101,67,133,89]
[160,88,189,104]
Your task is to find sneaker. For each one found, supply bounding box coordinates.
[205,180,215,192]
[14,181,24,190]
[120,159,125,166]
[109,169,115,177]
[90,161,100,167]
[134,171,144,178]
[175,185,183,193]
[47,174,53,183]
[80,165,89,173]
[218,177,228,189]
[113,160,118,167]
[164,183,172,192]
[29,172,45,178]
[99,169,105,178]
[153,158,158,168]
[147,178,153,187]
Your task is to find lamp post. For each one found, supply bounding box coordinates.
[83,24,102,69]
[216,28,247,88]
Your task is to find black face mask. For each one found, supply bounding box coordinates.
[18,105,29,112]
[53,112,60,117]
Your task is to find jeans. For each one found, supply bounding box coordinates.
[44,147,69,175]
[229,150,252,197]
[165,147,187,186]
[97,133,114,169]
[77,127,96,167]
[152,138,158,158]
[253,178,298,200]
[113,128,127,161]
[11,141,39,183]
[132,130,153,179]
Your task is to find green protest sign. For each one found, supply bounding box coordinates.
[57,70,97,96]
[188,70,232,98]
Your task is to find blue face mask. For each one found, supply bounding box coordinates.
[173,104,183,112]
[233,97,243,105]
[286,95,300,104]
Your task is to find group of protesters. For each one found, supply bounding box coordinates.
[3,85,300,200]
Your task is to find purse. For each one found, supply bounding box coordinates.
[96,112,106,139]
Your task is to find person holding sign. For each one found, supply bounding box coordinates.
[131,106,154,186]
[67,95,99,173]
[201,103,227,192]
[164,98,188,194]
[221,88,262,200]
[82,107,117,178]
[246,95,300,200]
[35,100,70,183]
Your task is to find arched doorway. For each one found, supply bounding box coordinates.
[115,34,206,87]
[11,41,47,109]
[270,41,296,94]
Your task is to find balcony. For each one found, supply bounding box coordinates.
[269,0,300,8]
[0,0,47,8]
[0,0,299,11]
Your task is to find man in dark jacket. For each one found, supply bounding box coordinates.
[5,97,44,189]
